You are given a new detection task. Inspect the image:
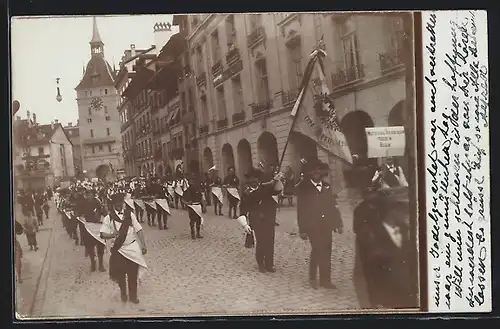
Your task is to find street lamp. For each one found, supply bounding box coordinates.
[56,78,62,102]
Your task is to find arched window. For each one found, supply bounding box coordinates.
[105,89,108,95]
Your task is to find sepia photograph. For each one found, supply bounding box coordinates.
[11,12,419,318]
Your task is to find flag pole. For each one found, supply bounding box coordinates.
[277,48,321,172]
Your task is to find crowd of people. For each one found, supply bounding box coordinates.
[14,156,416,309]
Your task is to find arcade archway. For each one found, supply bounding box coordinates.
[203,147,214,172]
[257,132,279,167]
[221,143,235,176]
[388,100,406,126]
[237,139,253,179]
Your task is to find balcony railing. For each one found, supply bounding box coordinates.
[196,72,207,87]
[281,88,299,105]
[217,118,228,130]
[331,65,365,88]
[232,111,246,125]
[199,124,209,135]
[212,60,223,78]
[251,99,273,116]
[226,46,241,66]
[379,48,404,72]
[247,26,266,49]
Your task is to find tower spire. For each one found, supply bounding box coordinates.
[90,16,103,45]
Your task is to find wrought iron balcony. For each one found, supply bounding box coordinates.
[199,124,209,135]
[331,64,365,88]
[212,60,223,78]
[379,48,404,72]
[281,88,299,105]
[196,72,207,87]
[226,46,240,66]
[232,111,246,125]
[251,99,272,116]
[247,26,266,49]
[217,118,228,130]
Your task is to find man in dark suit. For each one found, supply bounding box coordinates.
[297,159,343,289]
[353,187,416,308]
[239,167,283,273]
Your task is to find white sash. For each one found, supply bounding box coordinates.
[118,241,147,279]
[188,204,204,225]
[155,198,171,215]
[272,195,279,203]
[85,222,106,245]
[125,198,135,210]
[145,200,157,210]
[134,199,146,210]
[175,185,184,196]
[211,187,223,204]
[226,187,241,201]
[166,186,175,198]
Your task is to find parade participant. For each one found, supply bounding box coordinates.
[132,182,146,223]
[353,187,415,308]
[183,173,204,239]
[223,167,240,219]
[371,157,408,188]
[100,193,147,304]
[200,174,208,213]
[143,181,157,226]
[281,166,296,206]
[77,188,107,272]
[237,167,283,273]
[173,174,186,210]
[165,178,175,208]
[202,172,212,207]
[209,168,223,216]
[153,178,170,230]
[297,159,343,289]
[262,163,281,226]
[66,192,81,245]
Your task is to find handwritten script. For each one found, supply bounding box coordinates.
[423,11,490,312]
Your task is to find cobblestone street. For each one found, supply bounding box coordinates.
[21,192,361,318]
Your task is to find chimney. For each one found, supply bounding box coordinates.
[51,121,54,130]
[32,113,37,125]
[27,111,32,128]
[153,22,173,55]
[54,119,59,125]
[68,122,73,127]
[77,119,80,126]
[130,44,136,57]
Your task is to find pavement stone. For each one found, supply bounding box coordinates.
[29,193,362,318]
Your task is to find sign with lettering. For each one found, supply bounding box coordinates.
[365,126,405,158]
[423,11,490,312]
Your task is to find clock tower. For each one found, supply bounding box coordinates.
[75,17,123,180]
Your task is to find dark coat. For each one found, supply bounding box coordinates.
[296,179,342,235]
[183,184,203,204]
[353,199,414,308]
[240,184,279,227]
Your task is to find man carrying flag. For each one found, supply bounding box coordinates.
[183,173,204,240]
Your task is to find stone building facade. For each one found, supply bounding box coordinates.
[175,13,409,185]
[75,17,123,180]
[63,120,83,175]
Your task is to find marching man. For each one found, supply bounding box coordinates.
[209,166,223,216]
[100,193,147,304]
[223,166,240,219]
[182,173,204,240]
[371,157,408,188]
[77,188,107,272]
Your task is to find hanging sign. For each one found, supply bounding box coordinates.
[365,126,406,158]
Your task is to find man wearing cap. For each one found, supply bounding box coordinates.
[223,166,240,219]
[297,159,343,289]
[239,167,283,273]
[183,173,204,239]
[100,193,147,304]
[77,188,106,272]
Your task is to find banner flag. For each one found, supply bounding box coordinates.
[290,49,353,164]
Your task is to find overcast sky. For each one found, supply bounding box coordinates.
[11,15,175,126]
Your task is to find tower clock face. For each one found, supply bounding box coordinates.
[90,97,104,111]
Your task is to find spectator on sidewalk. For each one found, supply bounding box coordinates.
[24,213,39,251]
[14,220,24,283]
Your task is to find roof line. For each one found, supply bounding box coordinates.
[122,45,156,66]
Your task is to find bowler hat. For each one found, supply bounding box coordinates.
[110,193,125,205]
[304,158,324,173]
